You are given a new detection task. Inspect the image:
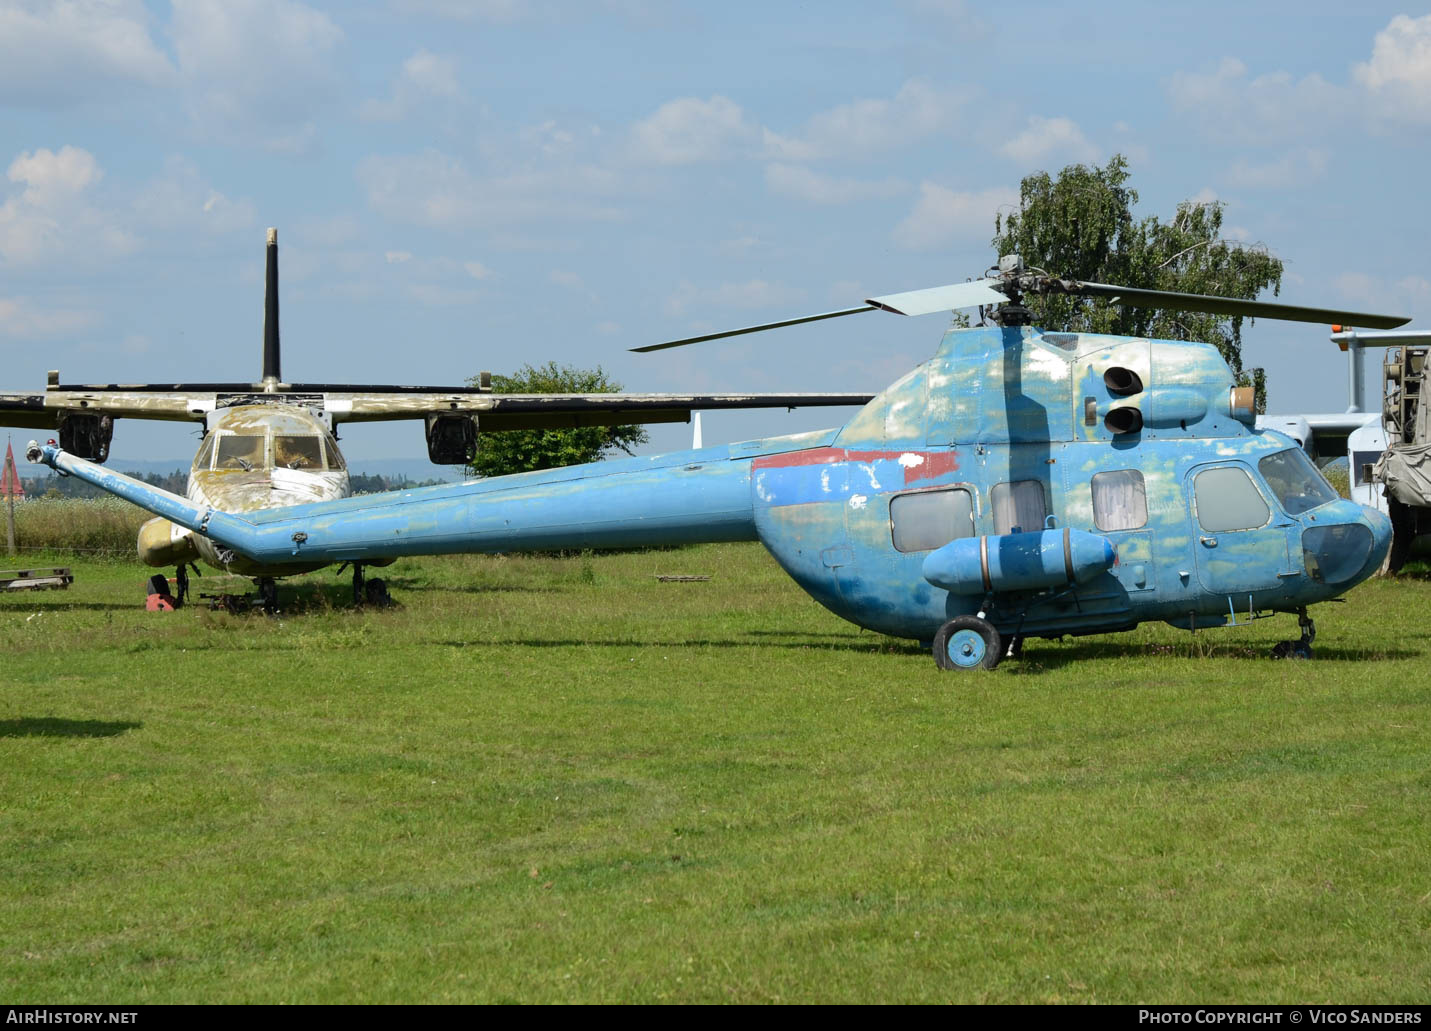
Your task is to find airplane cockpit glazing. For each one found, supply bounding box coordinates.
[193,429,345,473]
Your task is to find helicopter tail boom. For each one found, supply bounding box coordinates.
[29,440,760,565]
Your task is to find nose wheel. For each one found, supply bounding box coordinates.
[256,577,279,615]
[933,615,1004,671]
[344,562,393,608]
[1271,609,1315,660]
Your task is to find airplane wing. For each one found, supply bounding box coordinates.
[0,379,875,432]
[1256,412,1381,466]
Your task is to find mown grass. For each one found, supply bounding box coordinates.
[2,544,1430,1003]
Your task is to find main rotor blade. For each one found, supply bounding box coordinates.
[631,306,876,352]
[633,278,1009,353]
[1073,281,1410,330]
[865,278,1007,316]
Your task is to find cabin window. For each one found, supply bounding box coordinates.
[214,433,265,471]
[273,435,324,470]
[193,434,216,471]
[1091,469,1148,532]
[1257,448,1338,515]
[1194,466,1270,531]
[991,480,1047,535]
[890,488,974,553]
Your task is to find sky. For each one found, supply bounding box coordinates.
[2,0,1429,471]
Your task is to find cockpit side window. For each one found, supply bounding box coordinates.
[991,480,1048,535]
[1258,448,1338,516]
[1193,466,1270,532]
[214,433,265,471]
[322,436,346,471]
[193,434,216,472]
[273,435,324,470]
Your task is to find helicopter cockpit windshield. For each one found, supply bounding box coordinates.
[1258,448,1339,516]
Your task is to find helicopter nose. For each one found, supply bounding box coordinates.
[1298,501,1390,587]
[1362,504,1393,574]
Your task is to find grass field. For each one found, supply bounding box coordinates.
[2,543,1430,1003]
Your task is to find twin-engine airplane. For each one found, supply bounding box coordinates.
[28,254,1408,668]
[1,230,872,608]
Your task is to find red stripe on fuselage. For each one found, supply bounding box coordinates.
[752,447,960,485]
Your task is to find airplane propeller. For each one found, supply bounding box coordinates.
[632,257,1410,352]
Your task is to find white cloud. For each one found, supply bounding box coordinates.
[1224,148,1328,190]
[358,149,625,227]
[385,250,413,263]
[665,279,805,318]
[763,80,962,161]
[630,95,756,165]
[519,120,592,159]
[549,268,599,301]
[394,0,529,21]
[361,49,461,122]
[294,212,361,247]
[403,49,459,97]
[999,116,1100,165]
[0,295,98,337]
[892,182,1017,251]
[406,283,481,306]
[1355,14,1431,124]
[171,0,343,152]
[901,0,982,30]
[763,164,905,205]
[464,261,491,279]
[1167,56,1348,143]
[131,155,255,234]
[0,0,175,107]
[0,145,136,264]
[717,235,764,257]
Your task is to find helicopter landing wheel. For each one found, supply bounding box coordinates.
[1271,610,1315,660]
[364,577,392,608]
[933,615,1003,671]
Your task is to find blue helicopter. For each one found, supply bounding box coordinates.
[29,256,1409,670]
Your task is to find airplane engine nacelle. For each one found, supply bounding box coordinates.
[922,528,1116,596]
[137,516,199,568]
[58,413,114,464]
[425,413,478,465]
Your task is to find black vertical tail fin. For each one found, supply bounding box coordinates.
[263,228,280,386]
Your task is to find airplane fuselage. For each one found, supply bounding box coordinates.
[137,404,350,577]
